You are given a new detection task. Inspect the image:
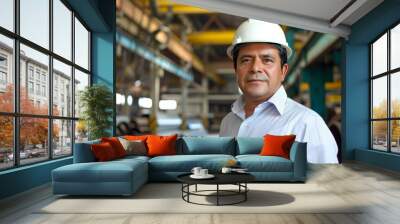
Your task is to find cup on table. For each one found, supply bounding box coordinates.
[191,167,202,176]
[221,167,232,174]
[199,169,208,176]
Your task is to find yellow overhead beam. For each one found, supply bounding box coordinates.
[158,5,211,14]
[139,0,178,6]
[116,0,224,85]
[187,30,235,45]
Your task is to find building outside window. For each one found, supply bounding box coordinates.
[371,22,400,154]
[0,71,6,84]
[41,73,46,83]
[0,0,91,170]
[28,66,34,80]
[0,54,7,87]
[35,70,40,81]
[28,81,34,94]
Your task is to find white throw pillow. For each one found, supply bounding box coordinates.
[118,137,147,156]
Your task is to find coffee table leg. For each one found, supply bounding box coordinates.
[217,184,219,206]
[195,184,198,192]
[245,183,247,201]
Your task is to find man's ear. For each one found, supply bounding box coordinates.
[281,64,289,81]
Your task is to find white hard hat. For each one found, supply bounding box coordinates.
[227,19,292,59]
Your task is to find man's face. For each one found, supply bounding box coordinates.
[235,43,288,102]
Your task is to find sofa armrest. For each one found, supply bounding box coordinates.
[289,142,307,181]
[73,140,100,163]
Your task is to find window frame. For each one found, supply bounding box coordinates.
[0,0,92,171]
[370,20,400,154]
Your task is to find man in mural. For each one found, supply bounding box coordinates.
[220,19,338,163]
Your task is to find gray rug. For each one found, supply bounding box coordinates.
[38,183,362,214]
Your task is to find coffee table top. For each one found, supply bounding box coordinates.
[177,172,255,185]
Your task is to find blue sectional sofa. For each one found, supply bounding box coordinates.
[52,137,307,196]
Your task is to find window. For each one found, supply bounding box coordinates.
[28,67,34,80]
[36,83,40,95]
[0,71,6,85]
[0,34,13,113]
[74,17,89,70]
[0,54,7,67]
[53,0,72,60]
[35,70,40,81]
[20,0,49,49]
[42,85,46,97]
[0,0,91,170]
[28,81,34,94]
[0,54,7,86]
[53,59,72,117]
[371,23,400,154]
[0,0,14,32]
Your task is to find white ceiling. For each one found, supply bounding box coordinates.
[173,0,384,38]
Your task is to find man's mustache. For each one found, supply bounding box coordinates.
[245,73,269,82]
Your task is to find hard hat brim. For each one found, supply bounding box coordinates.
[226,43,292,60]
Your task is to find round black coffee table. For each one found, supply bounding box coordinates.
[177,173,255,206]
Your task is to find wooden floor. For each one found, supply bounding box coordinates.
[1,162,400,224]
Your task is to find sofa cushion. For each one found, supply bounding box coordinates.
[148,154,235,172]
[236,155,293,172]
[178,137,235,155]
[236,137,263,155]
[146,135,178,157]
[52,160,146,183]
[91,142,118,161]
[260,134,296,159]
[118,137,147,156]
[124,135,149,141]
[101,137,127,158]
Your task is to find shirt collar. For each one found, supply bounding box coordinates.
[267,85,287,115]
[231,85,287,117]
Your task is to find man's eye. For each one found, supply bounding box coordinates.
[240,58,250,63]
[263,58,273,63]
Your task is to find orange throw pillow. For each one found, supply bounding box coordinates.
[146,135,178,157]
[260,134,296,159]
[101,137,126,158]
[91,142,117,161]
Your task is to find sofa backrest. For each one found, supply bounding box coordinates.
[177,136,236,155]
[73,139,100,163]
[236,137,263,155]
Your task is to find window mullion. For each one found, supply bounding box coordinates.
[13,0,20,167]
[388,29,391,153]
[71,11,76,153]
[49,0,53,160]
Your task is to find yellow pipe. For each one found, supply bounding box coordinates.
[187,30,235,45]
[158,5,211,14]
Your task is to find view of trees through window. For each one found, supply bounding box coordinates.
[371,23,400,154]
[0,0,91,170]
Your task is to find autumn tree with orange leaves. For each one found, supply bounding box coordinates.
[0,84,59,151]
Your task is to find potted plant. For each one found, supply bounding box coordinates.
[79,84,113,140]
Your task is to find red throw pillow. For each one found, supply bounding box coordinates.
[101,137,126,158]
[91,142,117,161]
[260,134,296,159]
[146,135,178,157]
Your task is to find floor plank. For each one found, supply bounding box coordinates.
[1,162,400,224]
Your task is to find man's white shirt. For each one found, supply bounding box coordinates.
[219,86,338,164]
